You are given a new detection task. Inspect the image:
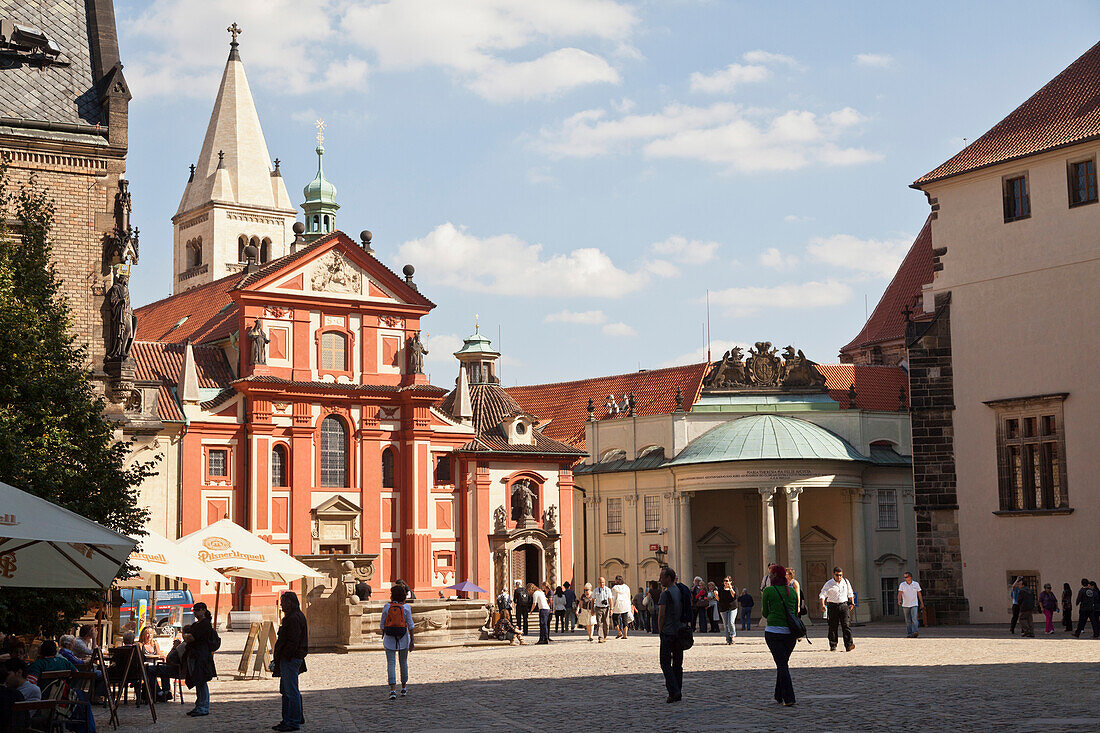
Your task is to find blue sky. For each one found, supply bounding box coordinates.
[116,0,1099,385]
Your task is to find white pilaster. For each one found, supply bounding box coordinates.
[848,488,871,622]
[784,486,804,581]
[759,487,777,572]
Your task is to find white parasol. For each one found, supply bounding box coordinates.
[176,519,322,584]
[121,529,231,587]
[0,481,137,588]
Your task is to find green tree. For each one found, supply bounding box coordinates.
[0,163,153,636]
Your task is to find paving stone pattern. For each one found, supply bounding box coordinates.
[112,623,1100,732]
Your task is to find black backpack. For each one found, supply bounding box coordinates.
[515,589,531,608]
[675,583,694,649]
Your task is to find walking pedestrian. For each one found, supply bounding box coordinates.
[553,587,567,633]
[818,566,856,651]
[897,572,924,638]
[705,582,720,632]
[513,580,532,636]
[657,566,691,704]
[1074,579,1100,638]
[184,601,217,717]
[532,583,552,644]
[760,562,777,592]
[647,581,662,633]
[611,576,632,639]
[1016,581,1035,637]
[272,591,308,731]
[578,583,596,641]
[381,583,414,700]
[690,577,709,632]
[785,568,806,620]
[1008,577,1022,634]
[1061,582,1074,632]
[738,588,754,631]
[762,564,798,707]
[633,586,648,632]
[592,577,613,642]
[563,582,578,632]
[1038,583,1058,634]
[717,576,738,644]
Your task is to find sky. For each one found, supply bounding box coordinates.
[116,0,1100,386]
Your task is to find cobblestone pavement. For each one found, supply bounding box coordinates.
[110,623,1100,732]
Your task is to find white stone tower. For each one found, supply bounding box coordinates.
[172,24,296,292]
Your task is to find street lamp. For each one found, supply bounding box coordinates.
[654,545,668,569]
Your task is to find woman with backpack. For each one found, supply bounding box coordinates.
[381,584,415,700]
[185,601,218,717]
[761,565,799,707]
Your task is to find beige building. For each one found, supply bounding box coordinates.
[909,40,1100,623]
[511,346,916,621]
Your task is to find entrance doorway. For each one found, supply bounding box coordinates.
[706,562,726,585]
[523,544,541,586]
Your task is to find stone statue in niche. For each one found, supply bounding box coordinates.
[511,480,537,523]
[493,505,507,533]
[543,504,557,531]
[247,319,269,365]
[104,269,135,361]
[406,331,428,374]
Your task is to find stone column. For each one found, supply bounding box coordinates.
[625,494,639,587]
[759,487,777,572]
[677,492,694,580]
[784,486,804,581]
[848,488,871,622]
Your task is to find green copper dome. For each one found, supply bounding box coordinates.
[300,144,339,241]
[667,414,867,465]
[303,145,338,203]
[454,329,499,357]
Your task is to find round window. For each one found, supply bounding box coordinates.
[515,422,527,435]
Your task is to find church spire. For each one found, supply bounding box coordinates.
[300,119,340,242]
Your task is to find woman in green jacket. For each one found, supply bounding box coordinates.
[761,565,799,706]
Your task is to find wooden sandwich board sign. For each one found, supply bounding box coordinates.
[235,620,277,680]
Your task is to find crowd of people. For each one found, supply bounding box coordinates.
[1009,577,1100,638]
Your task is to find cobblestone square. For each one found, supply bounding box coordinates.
[111,623,1100,732]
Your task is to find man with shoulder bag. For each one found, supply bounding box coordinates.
[656,567,693,704]
[512,581,532,636]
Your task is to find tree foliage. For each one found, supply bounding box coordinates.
[0,163,153,636]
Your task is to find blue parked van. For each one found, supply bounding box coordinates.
[119,589,195,629]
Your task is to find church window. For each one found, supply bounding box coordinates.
[382,448,395,488]
[321,331,347,370]
[992,395,1068,512]
[323,215,330,232]
[1068,157,1097,207]
[1002,174,1030,222]
[207,449,228,477]
[605,497,623,534]
[433,454,451,485]
[876,489,898,529]
[238,235,248,262]
[643,495,661,533]
[271,445,288,487]
[319,417,348,487]
[312,214,320,232]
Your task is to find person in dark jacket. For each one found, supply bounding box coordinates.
[272,591,309,732]
[1016,582,1035,637]
[1061,582,1074,632]
[1074,579,1100,638]
[185,602,217,717]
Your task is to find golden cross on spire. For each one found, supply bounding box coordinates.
[227,22,242,46]
[315,118,326,146]
[475,314,480,333]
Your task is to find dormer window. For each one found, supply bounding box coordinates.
[502,414,536,445]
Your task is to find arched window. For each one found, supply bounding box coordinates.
[312,214,320,232]
[321,331,347,370]
[323,214,330,232]
[260,237,271,263]
[381,447,395,488]
[238,235,248,262]
[271,445,288,487]
[319,417,347,487]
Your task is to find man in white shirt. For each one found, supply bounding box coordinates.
[531,583,552,644]
[897,572,924,638]
[592,577,613,643]
[818,566,856,651]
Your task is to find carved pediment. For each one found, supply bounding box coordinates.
[703,341,827,393]
[309,251,363,294]
[312,495,361,517]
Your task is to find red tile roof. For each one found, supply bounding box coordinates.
[131,341,236,421]
[914,40,1100,186]
[438,383,585,455]
[135,274,239,344]
[840,216,933,356]
[507,363,710,448]
[816,364,909,412]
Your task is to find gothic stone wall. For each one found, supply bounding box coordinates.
[907,292,970,624]
[0,143,127,374]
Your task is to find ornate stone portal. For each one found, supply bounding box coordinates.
[704,340,827,391]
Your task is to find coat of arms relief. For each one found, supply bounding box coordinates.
[310,251,363,294]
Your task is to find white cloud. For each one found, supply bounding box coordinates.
[467,48,620,102]
[397,223,650,298]
[650,235,719,264]
[602,322,637,337]
[659,340,752,368]
[545,310,607,325]
[806,234,911,278]
[643,259,680,278]
[125,0,634,101]
[423,333,464,367]
[784,214,813,223]
[689,63,769,94]
[855,53,894,68]
[709,279,853,317]
[759,247,800,270]
[537,102,880,173]
[741,50,800,68]
[342,0,635,100]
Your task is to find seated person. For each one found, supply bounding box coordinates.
[1,659,41,733]
[72,626,96,662]
[4,659,40,702]
[106,631,144,703]
[26,640,77,689]
[0,638,27,664]
[492,609,525,645]
[56,636,82,667]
